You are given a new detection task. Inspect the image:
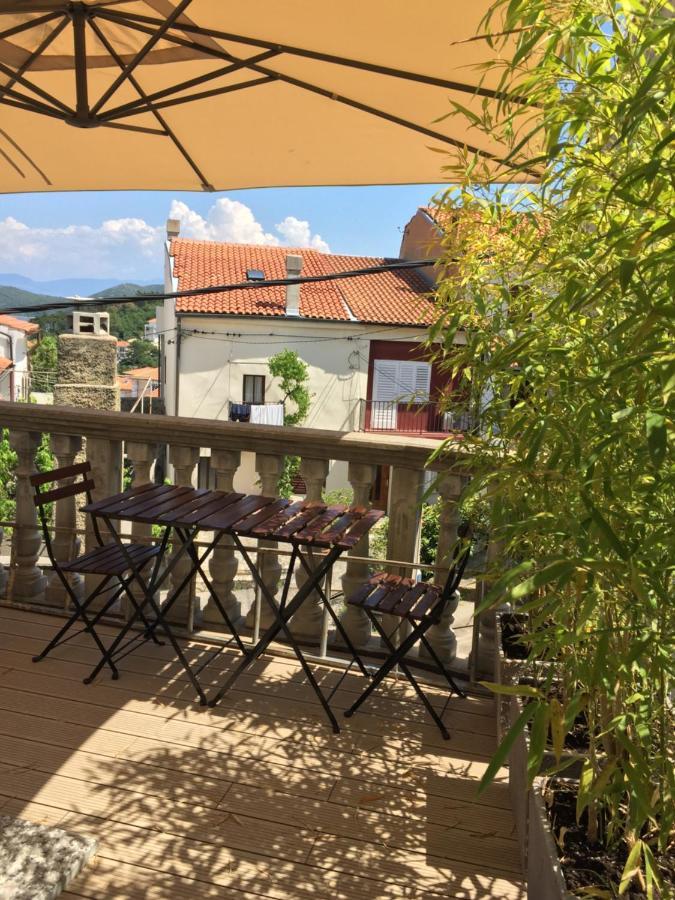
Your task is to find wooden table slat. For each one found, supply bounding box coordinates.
[309,507,368,548]
[233,498,291,536]
[199,494,277,532]
[126,487,212,524]
[249,499,307,538]
[153,490,238,526]
[95,484,190,520]
[335,508,386,549]
[81,482,170,515]
[272,504,328,540]
[292,506,347,543]
[176,491,245,526]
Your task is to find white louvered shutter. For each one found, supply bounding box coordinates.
[372,360,399,428]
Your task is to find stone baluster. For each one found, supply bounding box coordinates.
[290,457,329,638]
[383,466,424,648]
[339,462,377,646]
[84,436,123,610]
[202,449,241,630]
[45,433,84,608]
[124,441,157,617]
[419,473,463,664]
[167,445,200,630]
[9,430,47,605]
[245,453,283,631]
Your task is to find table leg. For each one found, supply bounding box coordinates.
[209,540,344,732]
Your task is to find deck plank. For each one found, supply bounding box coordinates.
[0,607,524,899]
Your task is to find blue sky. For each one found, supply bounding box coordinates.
[0,184,448,284]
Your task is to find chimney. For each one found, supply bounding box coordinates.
[285,253,302,317]
[166,218,180,239]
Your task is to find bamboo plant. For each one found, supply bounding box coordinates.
[430,0,674,893]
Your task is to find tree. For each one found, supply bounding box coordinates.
[120,339,159,372]
[430,0,674,893]
[29,335,57,392]
[267,349,311,497]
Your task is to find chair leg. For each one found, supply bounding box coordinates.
[344,614,452,739]
[418,632,466,698]
[32,574,120,679]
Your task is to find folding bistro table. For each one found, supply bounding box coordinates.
[80,483,383,724]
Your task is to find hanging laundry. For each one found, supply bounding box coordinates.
[249,404,284,426]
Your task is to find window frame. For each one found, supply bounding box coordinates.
[243,374,266,405]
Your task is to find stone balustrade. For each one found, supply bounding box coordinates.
[0,401,485,675]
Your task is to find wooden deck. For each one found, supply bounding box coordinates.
[0,606,524,899]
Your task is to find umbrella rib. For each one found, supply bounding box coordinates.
[88,16,214,191]
[94,6,524,105]
[0,126,51,185]
[0,10,61,42]
[99,50,279,121]
[101,76,275,120]
[89,0,195,116]
[92,12,529,173]
[0,14,69,105]
[0,27,74,116]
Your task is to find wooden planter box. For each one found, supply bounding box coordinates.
[527,779,576,899]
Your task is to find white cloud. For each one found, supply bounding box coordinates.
[0,199,330,281]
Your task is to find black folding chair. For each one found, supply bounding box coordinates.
[343,522,472,739]
[30,461,162,679]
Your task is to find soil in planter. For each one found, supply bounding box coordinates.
[546,781,675,898]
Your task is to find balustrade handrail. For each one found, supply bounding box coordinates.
[0,401,469,472]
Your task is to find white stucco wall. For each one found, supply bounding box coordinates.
[0,326,31,400]
[164,313,430,493]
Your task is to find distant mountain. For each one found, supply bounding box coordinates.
[0,273,159,297]
[0,282,163,314]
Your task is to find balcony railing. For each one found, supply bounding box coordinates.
[0,400,494,680]
[361,399,473,436]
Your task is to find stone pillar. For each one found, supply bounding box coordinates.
[384,466,424,647]
[54,330,121,609]
[202,449,241,629]
[9,430,47,604]
[245,453,283,631]
[290,457,329,638]
[54,333,120,412]
[45,433,84,608]
[124,441,156,617]
[419,473,462,664]
[339,462,377,646]
[167,444,199,630]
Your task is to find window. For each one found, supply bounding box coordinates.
[243,374,266,404]
[372,360,431,404]
[246,269,265,281]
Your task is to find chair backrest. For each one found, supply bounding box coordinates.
[440,520,472,601]
[31,461,98,562]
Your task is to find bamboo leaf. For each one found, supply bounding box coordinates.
[645,411,667,468]
[619,841,643,895]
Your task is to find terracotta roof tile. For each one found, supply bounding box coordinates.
[171,239,433,327]
[0,315,40,334]
[124,367,158,380]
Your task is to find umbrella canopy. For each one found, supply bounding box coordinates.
[0,1,535,193]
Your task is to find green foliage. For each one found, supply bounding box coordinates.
[268,349,311,426]
[0,427,54,530]
[29,335,57,392]
[432,0,674,890]
[268,350,311,496]
[120,339,159,372]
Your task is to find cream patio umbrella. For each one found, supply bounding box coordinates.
[0,1,535,193]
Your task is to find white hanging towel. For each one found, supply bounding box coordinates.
[249,403,285,426]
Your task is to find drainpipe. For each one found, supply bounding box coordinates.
[7,332,15,401]
[174,317,182,417]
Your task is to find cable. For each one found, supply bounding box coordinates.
[0,258,439,316]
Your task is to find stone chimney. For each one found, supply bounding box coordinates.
[166,218,180,239]
[285,253,302,317]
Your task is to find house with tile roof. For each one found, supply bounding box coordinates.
[0,314,40,401]
[157,214,465,496]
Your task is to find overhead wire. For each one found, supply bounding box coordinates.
[0,257,439,316]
